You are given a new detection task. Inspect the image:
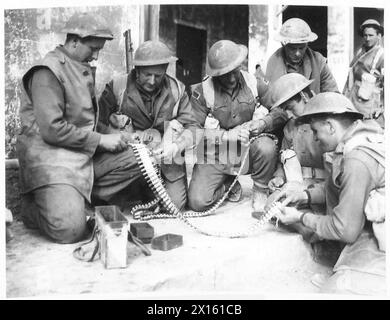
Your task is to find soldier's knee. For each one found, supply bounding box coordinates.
[53,223,87,244]
[41,197,87,244]
[47,207,87,244]
[251,137,277,160]
[187,191,208,212]
[170,193,187,211]
[165,178,188,211]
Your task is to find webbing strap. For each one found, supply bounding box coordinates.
[168,75,183,118]
[371,47,384,74]
[72,224,100,262]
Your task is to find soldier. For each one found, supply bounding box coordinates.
[269,92,385,295]
[264,73,327,242]
[97,40,199,211]
[343,19,384,128]
[187,40,281,214]
[265,18,339,96]
[16,13,124,243]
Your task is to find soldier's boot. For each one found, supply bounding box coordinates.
[224,175,242,202]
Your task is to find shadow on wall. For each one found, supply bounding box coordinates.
[4,5,139,159]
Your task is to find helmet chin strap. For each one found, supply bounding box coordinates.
[300,91,309,104]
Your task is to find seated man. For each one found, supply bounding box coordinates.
[264,73,328,241]
[269,92,385,295]
[188,40,282,214]
[97,40,199,212]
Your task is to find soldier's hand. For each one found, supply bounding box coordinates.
[237,128,250,146]
[268,176,285,192]
[152,143,179,163]
[273,181,307,206]
[248,119,266,137]
[121,131,144,144]
[226,127,250,146]
[109,113,130,130]
[98,133,128,153]
[268,203,302,225]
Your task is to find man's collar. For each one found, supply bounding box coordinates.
[285,59,304,69]
[334,121,360,154]
[56,45,90,67]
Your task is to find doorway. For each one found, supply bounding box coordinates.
[283,5,328,58]
[176,24,207,91]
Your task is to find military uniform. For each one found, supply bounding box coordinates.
[97,69,199,210]
[187,71,278,211]
[17,46,102,243]
[302,119,385,295]
[265,47,339,95]
[265,73,328,241]
[343,44,384,127]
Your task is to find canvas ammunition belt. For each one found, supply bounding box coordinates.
[129,133,279,238]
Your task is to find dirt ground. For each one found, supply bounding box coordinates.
[6,175,335,299]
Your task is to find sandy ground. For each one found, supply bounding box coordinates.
[6,176,334,299]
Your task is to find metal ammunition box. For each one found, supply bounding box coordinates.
[151,233,183,251]
[130,222,154,244]
[95,205,128,269]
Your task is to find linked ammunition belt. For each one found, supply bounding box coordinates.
[129,133,278,238]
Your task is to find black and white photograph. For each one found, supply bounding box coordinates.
[1,0,388,301]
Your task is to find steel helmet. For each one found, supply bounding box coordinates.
[62,12,114,40]
[296,92,363,124]
[270,73,314,110]
[359,19,384,36]
[274,18,318,44]
[206,40,248,77]
[132,40,178,66]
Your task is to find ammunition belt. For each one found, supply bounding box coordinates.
[129,133,279,238]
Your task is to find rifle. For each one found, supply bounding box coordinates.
[106,29,134,137]
[123,29,134,73]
